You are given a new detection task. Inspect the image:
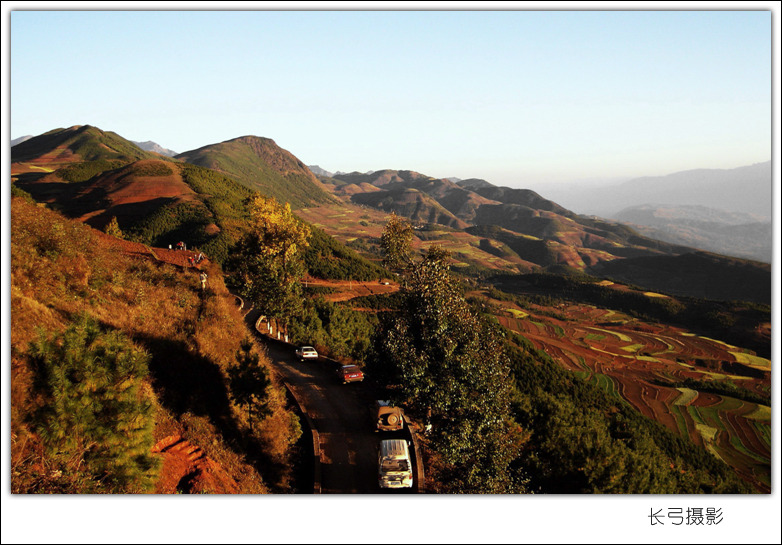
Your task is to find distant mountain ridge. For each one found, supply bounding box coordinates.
[11,135,34,147]
[10,124,771,304]
[132,140,178,157]
[614,204,772,263]
[11,125,163,164]
[539,161,772,219]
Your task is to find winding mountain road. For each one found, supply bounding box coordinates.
[242,307,413,494]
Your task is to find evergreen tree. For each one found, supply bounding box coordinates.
[103,216,124,239]
[29,315,159,493]
[228,338,272,430]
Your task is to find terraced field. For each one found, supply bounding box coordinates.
[488,294,771,492]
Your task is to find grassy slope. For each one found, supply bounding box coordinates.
[176,136,335,209]
[11,124,164,164]
[10,196,301,494]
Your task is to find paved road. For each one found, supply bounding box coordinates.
[244,307,404,494]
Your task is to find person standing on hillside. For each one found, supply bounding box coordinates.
[200,271,208,291]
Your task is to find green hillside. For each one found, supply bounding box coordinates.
[175,136,336,209]
[11,124,163,164]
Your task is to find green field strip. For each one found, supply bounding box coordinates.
[729,434,769,464]
[620,343,645,353]
[588,372,622,401]
[587,327,632,342]
[588,345,634,360]
[652,336,677,353]
[673,387,698,406]
[686,405,706,426]
[575,355,590,372]
[669,404,690,438]
[553,325,565,338]
[752,421,771,449]
[573,370,591,381]
[709,396,745,412]
[636,356,661,362]
[505,308,528,319]
[22,163,55,172]
[530,321,548,333]
[584,333,606,341]
[728,351,770,370]
[744,404,771,422]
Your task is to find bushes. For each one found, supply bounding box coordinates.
[55,159,124,183]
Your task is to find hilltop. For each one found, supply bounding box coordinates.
[176,136,337,209]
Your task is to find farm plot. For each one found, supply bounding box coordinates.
[481,291,771,492]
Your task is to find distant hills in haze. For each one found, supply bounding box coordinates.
[132,140,178,157]
[538,161,772,220]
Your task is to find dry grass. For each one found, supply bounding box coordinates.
[10,197,301,493]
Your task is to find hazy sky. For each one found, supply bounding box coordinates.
[7,5,774,188]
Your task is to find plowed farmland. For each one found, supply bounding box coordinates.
[485,293,771,492]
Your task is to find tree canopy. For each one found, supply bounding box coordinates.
[229,194,311,323]
[372,214,525,493]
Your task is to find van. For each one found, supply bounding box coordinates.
[378,439,413,489]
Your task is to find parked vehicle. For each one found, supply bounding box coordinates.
[374,400,404,432]
[337,364,364,384]
[378,439,413,489]
[295,346,318,361]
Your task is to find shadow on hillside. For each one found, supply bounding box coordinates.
[132,331,295,493]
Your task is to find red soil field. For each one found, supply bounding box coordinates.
[481,290,771,492]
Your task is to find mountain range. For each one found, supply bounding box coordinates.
[538,161,772,220]
[10,124,772,304]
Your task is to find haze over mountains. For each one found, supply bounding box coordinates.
[311,161,773,263]
[11,124,771,303]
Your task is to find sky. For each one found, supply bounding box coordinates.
[2,3,781,545]
[6,4,775,188]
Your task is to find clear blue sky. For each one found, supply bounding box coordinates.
[8,6,774,187]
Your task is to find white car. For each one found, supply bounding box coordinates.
[295,346,318,361]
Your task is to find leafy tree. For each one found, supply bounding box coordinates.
[372,215,525,493]
[228,194,311,328]
[28,315,159,493]
[380,212,413,270]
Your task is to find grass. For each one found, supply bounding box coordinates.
[10,196,301,494]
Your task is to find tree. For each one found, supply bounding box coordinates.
[380,212,413,270]
[28,315,159,493]
[372,215,525,493]
[229,194,311,328]
[103,216,124,239]
[228,339,272,430]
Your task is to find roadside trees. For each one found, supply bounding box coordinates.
[373,214,525,493]
[229,194,311,333]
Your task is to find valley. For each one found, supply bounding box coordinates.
[10,124,772,495]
